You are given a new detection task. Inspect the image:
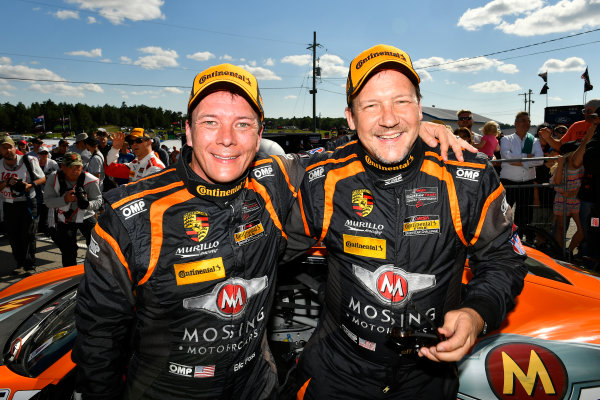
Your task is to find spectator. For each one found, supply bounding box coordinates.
[454,127,472,144]
[68,133,92,164]
[44,152,102,267]
[500,111,544,229]
[84,137,105,190]
[37,146,60,235]
[95,128,112,159]
[473,121,500,159]
[104,128,165,183]
[27,138,44,159]
[16,139,28,155]
[0,134,46,274]
[152,137,170,166]
[532,125,558,234]
[540,98,600,150]
[52,139,70,165]
[169,145,180,164]
[457,109,473,131]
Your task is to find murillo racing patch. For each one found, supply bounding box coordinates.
[403,215,440,236]
[343,234,386,259]
[174,257,225,286]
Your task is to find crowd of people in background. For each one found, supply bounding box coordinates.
[0,128,184,274]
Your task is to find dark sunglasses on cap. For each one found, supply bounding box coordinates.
[128,138,145,144]
[458,116,473,121]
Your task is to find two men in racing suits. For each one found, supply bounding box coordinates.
[283,44,528,399]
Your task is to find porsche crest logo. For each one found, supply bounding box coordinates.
[184,211,209,242]
[352,189,374,217]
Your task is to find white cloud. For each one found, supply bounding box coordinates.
[414,55,517,74]
[163,87,184,94]
[549,96,563,101]
[66,48,102,58]
[240,58,246,62]
[264,58,275,66]
[30,61,40,65]
[0,57,11,65]
[319,54,346,77]
[284,95,297,100]
[0,58,65,81]
[128,87,183,98]
[281,54,311,66]
[120,56,132,64]
[444,79,457,85]
[133,46,178,70]
[248,60,257,67]
[186,52,215,62]
[28,82,103,98]
[101,58,111,63]
[66,0,165,25]
[54,10,79,20]
[0,79,17,93]
[239,65,282,81]
[468,80,522,93]
[539,57,586,73]
[87,16,97,24]
[221,54,233,61]
[458,0,600,36]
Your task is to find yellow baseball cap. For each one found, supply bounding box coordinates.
[126,128,150,141]
[188,63,264,121]
[346,44,420,105]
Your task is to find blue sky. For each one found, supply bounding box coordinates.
[1,0,600,125]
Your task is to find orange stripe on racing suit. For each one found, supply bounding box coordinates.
[271,156,299,197]
[112,180,184,209]
[306,153,358,172]
[470,184,505,246]
[94,223,133,282]
[248,177,287,239]
[297,378,311,400]
[420,158,468,246]
[125,167,176,186]
[138,188,196,286]
[319,160,365,242]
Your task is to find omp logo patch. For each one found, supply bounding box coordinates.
[169,362,193,377]
[234,220,265,246]
[308,166,325,182]
[352,189,374,217]
[174,258,225,286]
[382,174,403,186]
[486,342,567,399]
[184,211,209,242]
[120,199,146,219]
[343,234,386,259]
[0,294,42,314]
[403,215,440,236]
[253,165,274,180]
[88,236,100,258]
[405,187,438,208]
[183,276,268,319]
[353,264,435,306]
[455,168,481,182]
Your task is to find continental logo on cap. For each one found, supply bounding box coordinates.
[196,182,243,197]
[364,154,414,172]
[174,258,225,286]
[197,70,252,87]
[184,211,209,242]
[343,234,386,259]
[355,51,407,70]
[352,189,374,217]
[403,215,440,236]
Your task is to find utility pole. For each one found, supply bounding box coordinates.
[518,90,535,114]
[307,31,322,133]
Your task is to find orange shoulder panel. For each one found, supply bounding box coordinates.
[94,224,132,282]
[248,178,287,239]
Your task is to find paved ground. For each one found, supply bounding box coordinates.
[0,232,87,291]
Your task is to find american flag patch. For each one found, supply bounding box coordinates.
[510,231,526,255]
[194,365,215,378]
[592,217,599,228]
[358,338,376,351]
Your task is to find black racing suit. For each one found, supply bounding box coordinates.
[72,145,305,399]
[284,137,527,399]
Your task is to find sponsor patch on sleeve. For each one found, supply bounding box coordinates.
[343,234,386,259]
[174,258,225,286]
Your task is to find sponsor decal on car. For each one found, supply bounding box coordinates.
[403,215,440,236]
[352,189,374,217]
[0,294,42,314]
[173,258,225,286]
[184,211,209,242]
[343,234,386,259]
[405,187,438,208]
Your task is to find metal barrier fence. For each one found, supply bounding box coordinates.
[491,155,573,261]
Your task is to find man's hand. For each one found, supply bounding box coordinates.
[418,307,483,362]
[538,127,552,141]
[418,121,477,162]
[111,131,125,151]
[64,189,77,203]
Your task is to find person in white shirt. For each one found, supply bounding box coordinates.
[499,111,544,229]
[104,128,165,182]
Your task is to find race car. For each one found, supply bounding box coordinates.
[1,248,599,400]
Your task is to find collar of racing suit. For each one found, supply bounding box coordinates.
[177,144,248,208]
[357,136,425,188]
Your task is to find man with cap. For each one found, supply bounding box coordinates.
[540,98,600,151]
[104,127,165,182]
[27,137,44,159]
[44,152,101,267]
[16,139,28,155]
[72,60,470,399]
[37,145,59,235]
[283,44,527,399]
[84,136,105,190]
[0,134,46,274]
[95,128,112,159]
[52,139,70,165]
[68,132,92,164]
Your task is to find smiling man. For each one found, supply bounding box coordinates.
[284,44,527,399]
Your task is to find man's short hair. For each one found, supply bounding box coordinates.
[515,111,529,122]
[457,109,472,117]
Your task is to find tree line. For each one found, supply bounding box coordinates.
[0,100,348,135]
